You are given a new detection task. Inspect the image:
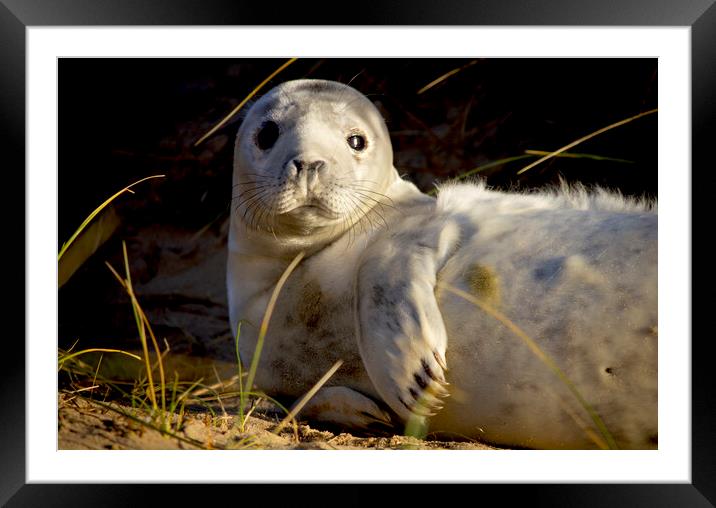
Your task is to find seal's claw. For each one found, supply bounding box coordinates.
[385,349,450,421]
[433,350,448,371]
[404,356,450,416]
[427,381,451,399]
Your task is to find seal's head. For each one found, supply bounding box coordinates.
[232,79,397,238]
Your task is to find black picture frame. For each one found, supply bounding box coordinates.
[3,1,713,506]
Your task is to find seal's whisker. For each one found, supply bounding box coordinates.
[354,194,392,230]
[231,184,275,201]
[352,189,397,212]
[235,187,272,209]
[233,180,271,188]
[355,194,389,231]
[336,193,358,247]
[332,195,349,246]
[343,196,358,247]
[251,193,273,231]
[346,201,361,247]
[334,178,397,205]
[349,187,397,207]
[334,177,379,186]
[239,189,271,225]
[241,199,260,229]
[234,188,267,214]
[342,192,377,238]
[356,194,389,232]
[350,194,377,234]
[264,192,280,237]
[339,177,378,182]
[239,194,263,226]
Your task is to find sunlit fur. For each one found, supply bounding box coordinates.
[227,79,658,449]
[230,79,399,247]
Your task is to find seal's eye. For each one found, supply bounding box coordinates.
[347,134,366,152]
[256,121,279,150]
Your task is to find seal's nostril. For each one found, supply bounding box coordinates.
[308,160,326,173]
[293,159,325,174]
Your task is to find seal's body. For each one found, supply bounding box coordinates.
[227,79,657,449]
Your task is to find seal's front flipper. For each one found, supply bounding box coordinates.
[355,219,459,422]
[296,386,393,432]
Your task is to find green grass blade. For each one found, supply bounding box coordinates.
[243,251,305,401]
[523,150,635,164]
[234,321,247,430]
[58,174,164,261]
[427,155,534,196]
[58,348,141,370]
[516,109,657,175]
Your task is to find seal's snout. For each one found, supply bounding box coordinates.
[287,158,327,194]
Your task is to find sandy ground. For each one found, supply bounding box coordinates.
[58,392,495,450]
[59,218,501,451]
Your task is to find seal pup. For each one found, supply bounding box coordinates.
[227,79,657,449]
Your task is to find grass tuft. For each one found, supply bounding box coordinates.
[104,244,167,417]
[58,177,308,448]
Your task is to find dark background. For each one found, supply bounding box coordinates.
[58,58,657,244]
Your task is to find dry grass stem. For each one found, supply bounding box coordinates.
[273,359,344,435]
[194,58,298,147]
[516,109,657,175]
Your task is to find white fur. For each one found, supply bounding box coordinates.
[227,79,658,449]
[404,182,657,448]
[436,179,656,215]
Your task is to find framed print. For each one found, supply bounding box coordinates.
[4,0,714,505]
